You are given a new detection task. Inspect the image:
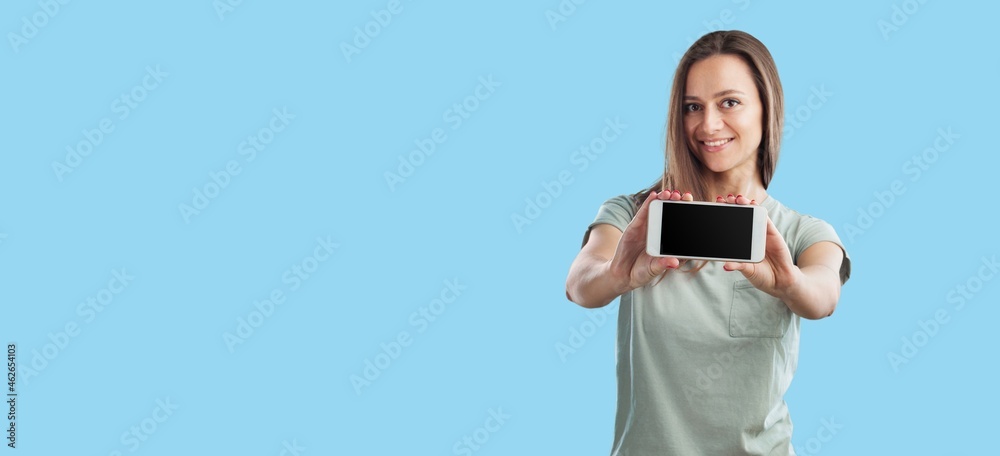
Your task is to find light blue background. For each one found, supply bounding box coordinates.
[1,0,996,454]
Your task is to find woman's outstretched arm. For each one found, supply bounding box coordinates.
[567,191,686,308]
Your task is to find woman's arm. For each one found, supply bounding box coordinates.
[566,225,629,309]
[774,241,845,320]
[566,190,686,309]
[721,195,846,320]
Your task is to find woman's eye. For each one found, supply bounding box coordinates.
[721,99,741,108]
[684,103,701,113]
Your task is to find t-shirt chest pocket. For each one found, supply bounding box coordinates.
[729,280,792,338]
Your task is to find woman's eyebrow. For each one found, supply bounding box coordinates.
[684,89,746,101]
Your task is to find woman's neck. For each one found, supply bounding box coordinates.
[703,171,767,203]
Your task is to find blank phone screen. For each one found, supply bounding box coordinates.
[659,203,754,260]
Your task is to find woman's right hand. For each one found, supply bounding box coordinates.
[609,190,691,292]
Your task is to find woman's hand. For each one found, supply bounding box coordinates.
[718,194,800,299]
[609,190,690,292]
[566,189,696,308]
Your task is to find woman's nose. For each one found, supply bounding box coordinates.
[701,107,723,134]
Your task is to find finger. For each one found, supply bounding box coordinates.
[647,256,680,278]
[642,191,657,208]
[669,190,682,201]
[723,261,746,272]
[726,193,737,204]
[726,261,758,280]
[716,195,725,203]
[681,191,693,201]
[633,191,658,224]
[735,194,750,205]
[658,189,672,200]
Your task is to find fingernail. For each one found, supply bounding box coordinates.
[736,194,743,199]
[750,199,756,204]
[716,196,724,202]
[727,194,734,198]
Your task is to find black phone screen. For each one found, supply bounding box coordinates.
[659,203,754,260]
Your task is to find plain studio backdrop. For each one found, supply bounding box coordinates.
[1,0,996,454]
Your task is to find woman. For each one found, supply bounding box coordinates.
[565,30,851,455]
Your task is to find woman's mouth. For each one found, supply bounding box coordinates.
[700,137,733,151]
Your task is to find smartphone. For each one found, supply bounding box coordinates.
[646,200,768,263]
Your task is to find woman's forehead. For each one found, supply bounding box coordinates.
[685,54,757,99]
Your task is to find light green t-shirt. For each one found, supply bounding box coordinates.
[586,194,851,456]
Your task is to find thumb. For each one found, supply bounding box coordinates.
[650,256,680,275]
[723,262,746,272]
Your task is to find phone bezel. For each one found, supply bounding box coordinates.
[645,199,768,263]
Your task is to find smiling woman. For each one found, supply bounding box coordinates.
[684,55,765,182]
[660,31,783,204]
[565,31,852,455]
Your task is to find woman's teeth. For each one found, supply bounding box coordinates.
[702,138,733,147]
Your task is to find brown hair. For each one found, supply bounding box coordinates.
[631,30,784,206]
[634,30,784,276]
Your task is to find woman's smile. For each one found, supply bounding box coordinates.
[699,137,735,152]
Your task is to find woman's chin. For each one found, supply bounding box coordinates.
[701,161,734,175]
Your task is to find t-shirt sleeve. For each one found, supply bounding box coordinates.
[792,216,852,285]
[581,195,637,247]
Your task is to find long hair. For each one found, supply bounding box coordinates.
[633,30,784,276]
[631,30,784,207]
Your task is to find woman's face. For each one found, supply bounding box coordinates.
[682,54,764,179]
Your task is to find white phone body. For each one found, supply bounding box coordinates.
[646,200,768,263]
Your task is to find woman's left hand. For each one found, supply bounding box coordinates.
[718,194,800,299]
